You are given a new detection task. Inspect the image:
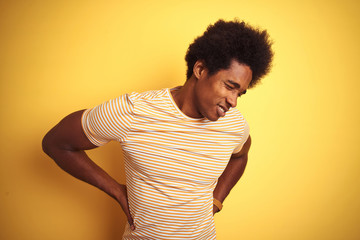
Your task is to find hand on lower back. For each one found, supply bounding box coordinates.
[116,184,135,230]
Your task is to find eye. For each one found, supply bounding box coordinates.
[225,83,234,90]
[238,90,247,97]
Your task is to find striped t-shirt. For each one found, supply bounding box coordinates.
[81,88,249,239]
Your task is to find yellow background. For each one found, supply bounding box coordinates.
[1,0,359,239]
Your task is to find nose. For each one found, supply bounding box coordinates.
[226,93,237,108]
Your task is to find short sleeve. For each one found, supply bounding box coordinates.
[81,94,134,146]
[232,120,250,154]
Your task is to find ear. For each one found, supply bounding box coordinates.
[193,60,207,80]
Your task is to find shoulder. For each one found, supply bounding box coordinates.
[223,108,248,128]
[128,88,168,103]
[226,109,250,154]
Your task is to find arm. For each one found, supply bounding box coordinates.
[213,135,251,213]
[42,110,135,230]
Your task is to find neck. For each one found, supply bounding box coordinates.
[171,76,202,118]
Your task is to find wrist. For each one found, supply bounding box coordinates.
[213,198,223,212]
[112,183,127,202]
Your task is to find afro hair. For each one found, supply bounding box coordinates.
[185,19,274,88]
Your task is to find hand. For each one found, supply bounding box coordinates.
[116,184,135,230]
[213,204,220,215]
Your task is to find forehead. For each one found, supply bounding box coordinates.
[215,60,252,89]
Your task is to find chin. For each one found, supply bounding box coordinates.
[201,110,220,121]
[206,114,220,121]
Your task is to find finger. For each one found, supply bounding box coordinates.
[213,205,219,215]
[130,224,135,231]
[128,215,135,230]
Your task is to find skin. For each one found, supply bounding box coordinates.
[212,135,251,213]
[171,59,252,121]
[42,59,252,230]
[42,110,136,230]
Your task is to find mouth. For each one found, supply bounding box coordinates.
[217,105,228,117]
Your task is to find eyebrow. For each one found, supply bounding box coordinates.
[227,80,240,89]
[227,80,247,95]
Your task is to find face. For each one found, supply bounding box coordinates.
[193,59,252,121]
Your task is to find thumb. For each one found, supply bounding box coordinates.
[128,215,135,230]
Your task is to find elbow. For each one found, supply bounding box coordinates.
[42,127,77,160]
[42,130,58,158]
[42,132,52,156]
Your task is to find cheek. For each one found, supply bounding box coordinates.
[195,80,222,106]
[212,87,227,101]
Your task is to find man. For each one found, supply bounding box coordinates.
[42,19,273,239]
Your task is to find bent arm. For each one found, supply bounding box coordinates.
[213,135,251,213]
[42,110,134,228]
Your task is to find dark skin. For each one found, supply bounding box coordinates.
[42,110,135,230]
[42,60,251,229]
[213,135,251,213]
